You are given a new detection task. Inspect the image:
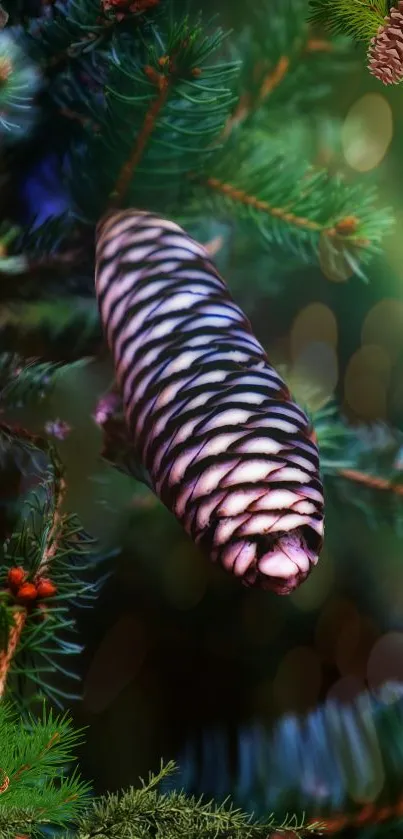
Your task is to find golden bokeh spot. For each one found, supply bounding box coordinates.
[344,344,390,420]
[367,632,403,696]
[290,303,338,358]
[293,342,338,406]
[315,598,360,663]
[335,615,379,679]
[83,613,149,714]
[341,93,393,172]
[272,646,322,713]
[327,674,366,704]
[362,299,403,361]
[318,233,354,283]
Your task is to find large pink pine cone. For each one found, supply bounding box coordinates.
[95,210,325,594]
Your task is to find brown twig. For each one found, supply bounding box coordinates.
[258,55,290,99]
[35,475,67,580]
[205,176,322,230]
[338,467,403,496]
[11,732,60,783]
[59,106,100,133]
[204,177,370,246]
[223,33,334,136]
[109,65,171,208]
[0,769,9,793]
[308,794,403,834]
[0,609,26,699]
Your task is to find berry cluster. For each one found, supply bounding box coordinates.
[6,567,57,606]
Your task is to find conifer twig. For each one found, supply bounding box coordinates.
[224,33,334,133]
[338,467,403,496]
[35,475,67,579]
[0,610,26,699]
[308,0,389,41]
[0,423,68,700]
[204,176,370,245]
[109,64,171,208]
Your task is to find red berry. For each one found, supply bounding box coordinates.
[7,567,26,590]
[36,579,57,599]
[16,583,38,604]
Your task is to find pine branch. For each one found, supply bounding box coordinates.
[188,127,393,280]
[22,0,112,69]
[0,299,101,360]
[21,0,164,70]
[109,60,172,208]
[226,0,357,130]
[308,0,389,42]
[0,423,106,708]
[0,609,25,700]
[0,354,92,410]
[69,15,239,219]
[296,400,403,531]
[338,467,403,496]
[74,761,325,839]
[0,216,95,305]
[0,702,91,836]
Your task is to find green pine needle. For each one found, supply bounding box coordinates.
[308,0,389,42]
[0,425,103,709]
[0,702,91,837]
[185,126,394,280]
[0,354,92,410]
[231,0,358,119]
[74,761,325,839]
[69,15,239,219]
[0,31,41,142]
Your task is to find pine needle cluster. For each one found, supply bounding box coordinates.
[0,702,90,838]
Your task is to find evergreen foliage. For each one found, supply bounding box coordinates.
[308,1,390,42]
[73,761,325,839]
[0,0,402,836]
[0,29,40,140]
[0,425,105,709]
[0,701,90,838]
[0,354,91,407]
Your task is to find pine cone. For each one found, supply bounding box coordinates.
[368,1,403,85]
[95,211,324,594]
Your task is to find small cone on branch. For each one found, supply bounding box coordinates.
[16,583,38,604]
[368,1,403,85]
[7,567,26,591]
[36,578,57,599]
